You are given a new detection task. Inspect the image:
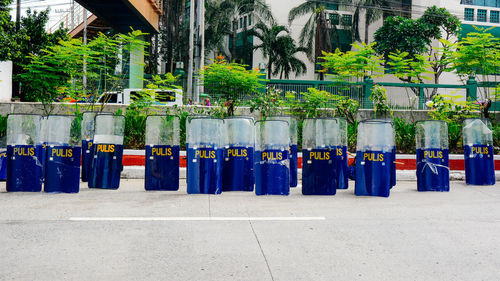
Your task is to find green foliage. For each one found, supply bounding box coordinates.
[0,114,7,143]
[493,124,500,153]
[247,87,283,118]
[427,93,478,122]
[370,85,392,118]
[393,117,416,154]
[332,95,360,125]
[386,51,433,84]
[448,122,463,154]
[319,42,385,82]
[22,30,148,114]
[449,27,500,95]
[347,120,358,152]
[0,6,69,100]
[200,56,265,115]
[289,88,333,118]
[374,6,460,85]
[374,16,434,59]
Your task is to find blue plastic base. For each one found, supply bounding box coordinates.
[88,144,123,190]
[44,146,81,193]
[145,145,180,191]
[464,145,495,186]
[187,147,223,194]
[355,150,395,197]
[255,149,290,196]
[6,145,43,192]
[222,146,254,192]
[416,148,450,192]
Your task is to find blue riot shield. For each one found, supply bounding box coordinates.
[88,114,124,189]
[302,118,348,195]
[6,114,43,192]
[355,119,396,197]
[0,149,6,180]
[44,115,81,193]
[222,117,254,192]
[145,115,180,191]
[416,120,449,192]
[186,117,223,194]
[268,116,298,187]
[254,120,290,195]
[463,118,495,185]
[81,112,97,182]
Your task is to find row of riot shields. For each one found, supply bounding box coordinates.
[3,113,495,196]
[5,114,81,192]
[4,113,125,193]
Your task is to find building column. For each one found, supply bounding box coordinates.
[129,36,145,89]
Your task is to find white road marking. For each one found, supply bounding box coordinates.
[68,216,326,221]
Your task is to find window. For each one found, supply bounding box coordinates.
[248,14,252,26]
[330,13,339,25]
[461,0,500,8]
[491,10,500,22]
[244,16,247,28]
[465,8,475,21]
[341,14,352,26]
[478,9,487,21]
[239,18,243,29]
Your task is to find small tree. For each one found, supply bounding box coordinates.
[449,27,500,102]
[320,42,385,82]
[199,56,265,116]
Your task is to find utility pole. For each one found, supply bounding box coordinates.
[83,9,88,95]
[187,0,196,103]
[193,0,204,104]
[15,0,20,31]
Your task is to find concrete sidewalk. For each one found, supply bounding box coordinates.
[0,181,499,281]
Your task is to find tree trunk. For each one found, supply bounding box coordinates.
[232,20,238,61]
[364,13,370,44]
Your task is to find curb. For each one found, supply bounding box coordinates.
[122,166,500,181]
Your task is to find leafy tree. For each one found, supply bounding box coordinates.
[249,21,289,79]
[0,5,69,101]
[0,0,24,61]
[319,42,384,82]
[374,16,433,60]
[272,35,307,79]
[449,27,500,103]
[374,6,461,87]
[22,30,148,114]
[199,56,265,115]
[288,1,344,80]
[419,6,461,85]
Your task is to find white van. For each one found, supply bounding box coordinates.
[96,88,183,105]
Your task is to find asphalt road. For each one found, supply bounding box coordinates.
[0,180,499,281]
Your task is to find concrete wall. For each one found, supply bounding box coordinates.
[0,61,12,102]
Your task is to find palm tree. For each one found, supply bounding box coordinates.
[249,21,289,79]
[272,36,307,79]
[205,0,233,58]
[288,1,342,80]
[351,0,388,44]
